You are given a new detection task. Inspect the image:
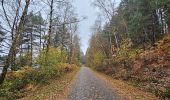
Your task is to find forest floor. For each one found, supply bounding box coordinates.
[20,69,79,100]
[93,69,159,100]
[21,67,159,100]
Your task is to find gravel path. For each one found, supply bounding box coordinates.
[68,67,120,100]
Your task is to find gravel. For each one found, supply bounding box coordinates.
[68,67,120,100]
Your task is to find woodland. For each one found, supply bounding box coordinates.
[0,0,82,99]
[86,0,170,99]
[0,0,170,99]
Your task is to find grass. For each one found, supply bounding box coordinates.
[20,68,79,100]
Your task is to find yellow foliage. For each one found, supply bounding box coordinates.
[93,51,106,68]
[115,38,142,62]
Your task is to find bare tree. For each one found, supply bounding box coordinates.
[93,0,119,54]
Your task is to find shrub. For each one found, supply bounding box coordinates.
[37,47,68,67]
[0,47,78,99]
[0,63,77,99]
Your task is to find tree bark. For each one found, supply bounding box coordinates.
[0,0,30,84]
[46,0,54,63]
[151,11,156,45]
[30,25,33,67]
[160,9,164,35]
[39,25,42,52]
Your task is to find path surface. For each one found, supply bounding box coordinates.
[68,67,120,100]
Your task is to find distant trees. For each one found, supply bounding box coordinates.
[18,12,46,68]
[86,33,106,68]
[70,35,81,65]
[87,0,170,68]
[93,0,119,49]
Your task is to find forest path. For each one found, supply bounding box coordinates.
[68,67,120,100]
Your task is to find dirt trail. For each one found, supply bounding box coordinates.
[68,67,120,100]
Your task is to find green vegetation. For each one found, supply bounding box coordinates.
[0,47,79,99]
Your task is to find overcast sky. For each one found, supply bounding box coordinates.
[74,0,120,54]
[73,0,98,54]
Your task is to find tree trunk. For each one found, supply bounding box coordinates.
[30,26,33,67]
[160,9,164,35]
[152,11,156,45]
[61,24,65,62]
[114,32,119,48]
[46,0,53,52]
[39,25,42,52]
[142,28,146,50]
[69,34,73,64]
[0,0,30,85]
[46,0,54,63]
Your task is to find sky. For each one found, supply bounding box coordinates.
[73,0,98,54]
[73,0,120,54]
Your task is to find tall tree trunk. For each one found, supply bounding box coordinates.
[152,11,156,45]
[2,0,21,71]
[0,0,30,85]
[39,25,42,52]
[46,0,54,63]
[142,28,146,50]
[69,34,73,64]
[19,44,23,68]
[160,9,164,35]
[109,36,112,58]
[30,26,33,67]
[61,24,65,62]
[46,0,53,52]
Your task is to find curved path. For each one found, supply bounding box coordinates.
[68,67,120,100]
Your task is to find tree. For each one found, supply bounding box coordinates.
[0,0,31,84]
[117,0,169,46]
[93,0,119,57]
[70,35,81,65]
[17,12,46,68]
[0,24,6,55]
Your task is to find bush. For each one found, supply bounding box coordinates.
[0,47,78,99]
[37,47,68,67]
[0,63,77,99]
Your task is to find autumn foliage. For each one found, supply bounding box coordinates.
[132,34,170,98]
[94,34,170,98]
[0,64,78,99]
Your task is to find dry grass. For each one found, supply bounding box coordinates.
[93,70,159,100]
[20,69,79,100]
